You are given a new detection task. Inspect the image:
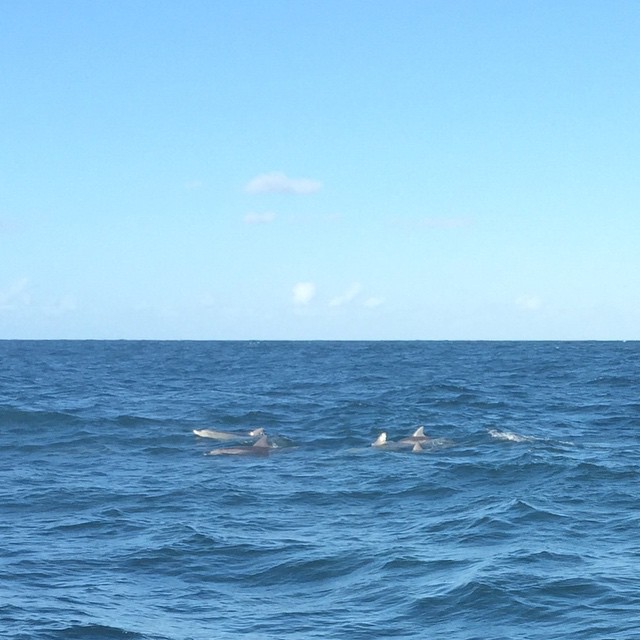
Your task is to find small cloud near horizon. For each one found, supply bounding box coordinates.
[246,172,322,195]
[292,282,316,305]
[418,216,473,229]
[394,215,474,230]
[515,294,542,311]
[43,294,78,317]
[329,283,362,307]
[0,277,31,312]
[243,211,277,225]
[364,296,385,308]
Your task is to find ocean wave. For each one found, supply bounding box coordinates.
[487,429,576,450]
[47,624,152,640]
[0,405,83,429]
[488,428,537,443]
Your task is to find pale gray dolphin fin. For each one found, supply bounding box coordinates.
[412,426,425,438]
[372,432,387,447]
[253,435,269,448]
[412,442,423,453]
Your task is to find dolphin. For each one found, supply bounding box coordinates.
[206,434,272,456]
[193,427,265,441]
[399,426,430,445]
[371,432,388,447]
[372,427,431,451]
[371,432,412,450]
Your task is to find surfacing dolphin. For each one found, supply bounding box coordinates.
[371,432,409,451]
[193,427,265,441]
[371,427,431,451]
[371,432,389,447]
[398,426,430,445]
[206,434,272,456]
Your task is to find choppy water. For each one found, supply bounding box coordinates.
[1,341,639,639]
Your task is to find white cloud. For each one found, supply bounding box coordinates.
[329,282,362,307]
[0,277,31,312]
[418,216,473,229]
[364,296,385,308]
[243,211,276,225]
[394,215,473,230]
[292,282,316,305]
[44,294,77,317]
[516,294,542,311]
[245,172,322,195]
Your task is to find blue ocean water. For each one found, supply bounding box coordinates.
[1,340,638,640]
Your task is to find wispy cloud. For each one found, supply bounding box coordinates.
[292,282,316,305]
[246,172,322,195]
[0,215,21,235]
[329,282,362,307]
[0,277,31,312]
[395,215,474,230]
[515,294,542,311]
[417,216,473,229]
[364,296,385,308]
[1,279,79,318]
[243,211,277,225]
[43,294,77,317]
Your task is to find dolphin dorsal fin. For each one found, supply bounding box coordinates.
[412,426,425,438]
[372,432,387,447]
[253,435,269,448]
[412,442,423,453]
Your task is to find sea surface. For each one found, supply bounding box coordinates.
[1,340,638,639]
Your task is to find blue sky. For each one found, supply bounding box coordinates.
[1,0,639,339]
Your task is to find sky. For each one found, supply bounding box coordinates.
[1,0,639,340]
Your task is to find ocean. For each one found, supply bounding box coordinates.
[1,340,638,639]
